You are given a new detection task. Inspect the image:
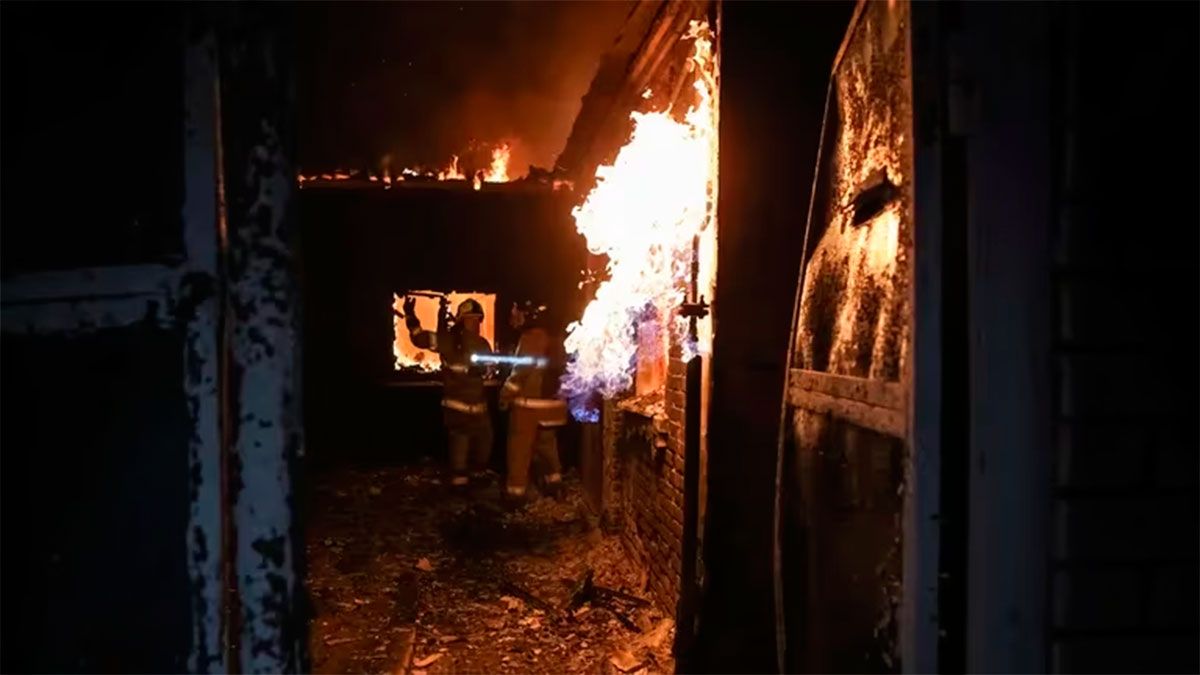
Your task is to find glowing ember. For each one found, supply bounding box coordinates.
[299,144,515,188]
[560,21,718,421]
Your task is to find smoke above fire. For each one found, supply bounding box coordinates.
[298,2,634,175]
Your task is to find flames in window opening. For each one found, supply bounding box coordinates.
[560,20,719,421]
[392,292,496,372]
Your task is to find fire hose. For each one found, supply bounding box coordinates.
[469,353,549,368]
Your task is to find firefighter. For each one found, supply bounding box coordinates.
[499,301,568,504]
[404,295,494,489]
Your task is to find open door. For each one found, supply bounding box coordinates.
[776,1,942,671]
[1,6,303,671]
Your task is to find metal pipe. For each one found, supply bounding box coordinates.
[676,235,709,658]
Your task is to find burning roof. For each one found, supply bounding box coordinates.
[555,1,716,188]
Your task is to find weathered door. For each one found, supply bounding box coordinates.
[0,5,302,672]
[777,0,942,671]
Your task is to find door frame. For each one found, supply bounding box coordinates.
[0,11,303,671]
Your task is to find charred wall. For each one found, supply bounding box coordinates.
[299,186,588,468]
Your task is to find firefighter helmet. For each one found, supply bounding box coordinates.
[456,298,485,320]
[513,300,547,325]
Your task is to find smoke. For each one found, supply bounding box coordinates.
[298,1,634,176]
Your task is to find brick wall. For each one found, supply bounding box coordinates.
[1047,4,1198,671]
[597,335,690,615]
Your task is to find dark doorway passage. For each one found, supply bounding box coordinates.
[305,464,674,673]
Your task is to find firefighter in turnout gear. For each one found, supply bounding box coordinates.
[405,295,493,488]
[500,301,568,503]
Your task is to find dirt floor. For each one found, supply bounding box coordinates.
[306,462,675,674]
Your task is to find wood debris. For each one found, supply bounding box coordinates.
[306,465,672,674]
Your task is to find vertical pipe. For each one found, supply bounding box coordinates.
[675,351,704,654]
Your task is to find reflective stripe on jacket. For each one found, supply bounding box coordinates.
[513,397,566,410]
[443,398,488,414]
[412,324,491,406]
[502,326,565,401]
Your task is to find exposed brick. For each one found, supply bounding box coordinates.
[1052,568,1143,630]
[667,390,685,410]
[668,358,688,377]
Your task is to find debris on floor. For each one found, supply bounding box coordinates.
[306,463,675,674]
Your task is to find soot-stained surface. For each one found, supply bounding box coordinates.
[307,463,675,674]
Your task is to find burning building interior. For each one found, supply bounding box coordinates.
[0,1,1197,674]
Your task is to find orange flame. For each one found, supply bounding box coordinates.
[438,155,466,181]
[300,143,515,188]
[561,21,719,419]
[482,143,511,183]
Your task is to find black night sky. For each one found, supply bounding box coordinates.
[297,1,634,177]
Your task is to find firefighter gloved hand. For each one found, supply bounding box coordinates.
[403,296,419,331]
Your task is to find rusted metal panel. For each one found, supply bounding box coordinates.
[220,5,305,672]
[790,368,906,412]
[181,29,226,674]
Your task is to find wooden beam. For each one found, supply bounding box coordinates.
[789,368,906,411]
[787,380,907,438]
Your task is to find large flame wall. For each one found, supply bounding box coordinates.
[561,21,719,420]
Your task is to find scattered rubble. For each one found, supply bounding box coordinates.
[307,463,675,673]
[413,652,444,668]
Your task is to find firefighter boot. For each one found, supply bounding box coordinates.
[501,485,529,512]
[534,427,565,500]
